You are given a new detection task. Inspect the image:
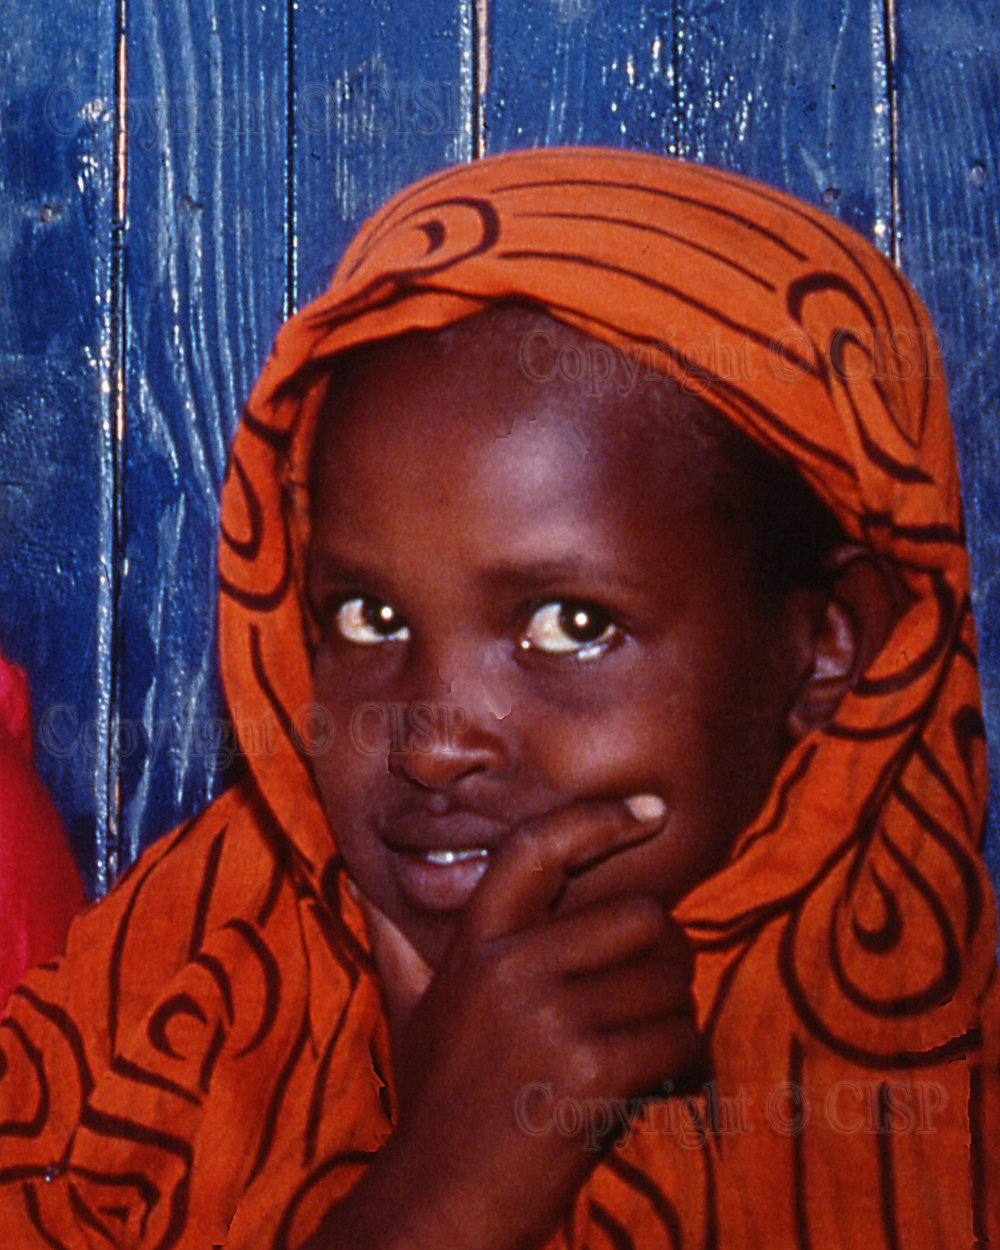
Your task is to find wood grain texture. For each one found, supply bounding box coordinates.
[486,0,892,236]
[120,0,290,872]
[0,0,116,893]
[894,1,1000,875]
[669,0,894,242]
[293,0,475,304]
[485,1,676,152]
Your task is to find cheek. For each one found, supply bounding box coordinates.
[541,636,757,822]
[309,652,389,807]
[522,676,688,796]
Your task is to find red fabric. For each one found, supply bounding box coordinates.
[0,651,86,1008]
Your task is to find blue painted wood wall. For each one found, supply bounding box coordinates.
[1,0,998,900]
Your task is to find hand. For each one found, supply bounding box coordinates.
[354,889,432,1045]
[312,795,700,1250]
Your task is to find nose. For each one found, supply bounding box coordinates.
[386,659,512,793]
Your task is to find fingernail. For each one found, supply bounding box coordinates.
[624,793,667,823]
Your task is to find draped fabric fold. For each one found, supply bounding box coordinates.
[0,146,996,1248]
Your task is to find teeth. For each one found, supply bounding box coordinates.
[420,848,490,866]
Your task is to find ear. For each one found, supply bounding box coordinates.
[786,543,908,740]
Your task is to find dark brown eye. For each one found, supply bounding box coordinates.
[521,600,618,657]
[332,596,410,644]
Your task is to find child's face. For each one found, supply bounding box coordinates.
[307,323,801,967]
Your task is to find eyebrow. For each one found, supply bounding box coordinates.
[479,555,650,596]
[307,552,398,601]
[308,549,649,598]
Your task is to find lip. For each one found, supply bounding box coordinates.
[377,808,513,913]
[392,850,493,913]
[378,809,512,855]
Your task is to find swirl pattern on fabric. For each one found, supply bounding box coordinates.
[0,146,997,1249]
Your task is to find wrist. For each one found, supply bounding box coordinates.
[303,1136,484,1250]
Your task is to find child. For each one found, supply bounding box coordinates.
[0,147,996,1249]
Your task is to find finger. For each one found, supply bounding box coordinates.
[525,893,692,977]
[594,1015,703,1100]
[565,954,693,1032]
[463,794,668,942]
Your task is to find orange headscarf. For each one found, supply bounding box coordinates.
[1,146,996,1249]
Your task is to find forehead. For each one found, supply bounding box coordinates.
[304,311,777,627]
[309,308,735,517]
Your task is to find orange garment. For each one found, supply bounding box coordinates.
[0,146,997,1248]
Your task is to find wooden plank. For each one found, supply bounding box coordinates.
[484,1,676,153]
[293,0,476,304]
[671,0,893,241]
[0,1,116,893]
[119,0,290,872]
[485,0,892,237]
[894,1,1000,874]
